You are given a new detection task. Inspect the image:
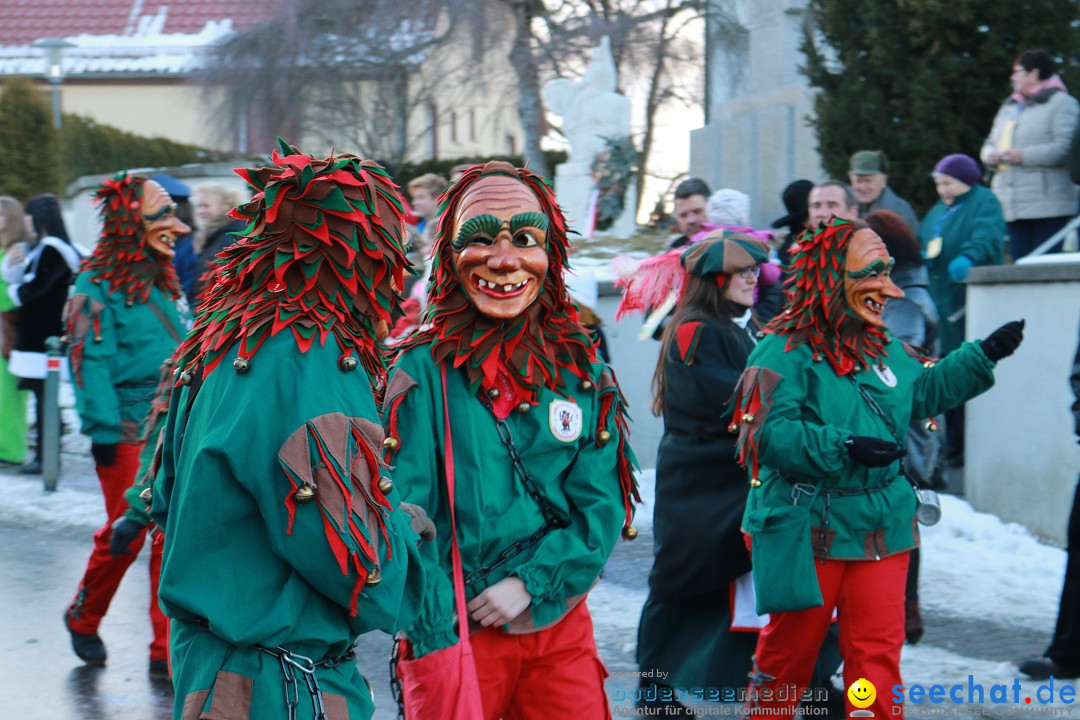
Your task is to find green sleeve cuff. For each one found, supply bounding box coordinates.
[405,625,459,658]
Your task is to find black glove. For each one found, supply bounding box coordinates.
[91,442,119,468]
[979,319,1025,362]
[109,516,144,556]
[400,502,437,545]
[845,435,907,467]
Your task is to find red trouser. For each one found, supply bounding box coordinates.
[749,551,909,718]
[471,601,612,720]
[66,442,168,662]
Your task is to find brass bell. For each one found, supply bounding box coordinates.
[923,360,936,369]
[925,419,939,432]
[517,402,531,413]
[622,525,638,541]
[597,430,612,446]
[728,423,738,434]
[755,331,766,339]
[488,388,500,399]
[378,477,393,494]
[94,334,103,342]
[382,436,399,451]
[139,486,153,506]
[741,413,754,424]
[178,371,192,386]
[750,477,762,487]
[233,357,250,374]
[294,484,315,503]
[339,355,358,372]
[366,567,382,587]
[580,380,593,391]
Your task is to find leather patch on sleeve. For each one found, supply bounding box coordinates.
[206,670,253,720]
[323,691,351,720]
[675,321,704,365]
[384,367,418,406]
[181,689,210,720]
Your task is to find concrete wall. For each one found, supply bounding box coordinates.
[691,0,823,231]
[964,257,1080,545]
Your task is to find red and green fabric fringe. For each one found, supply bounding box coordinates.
[175,140,412,391]
[395,162,596,407]
[81,173,182,305]
[765,218,888,376]
[730,366,783,481]
[597,368,641,531]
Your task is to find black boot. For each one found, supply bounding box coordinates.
[64,610,106,666]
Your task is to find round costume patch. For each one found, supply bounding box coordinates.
[873,363,898,388]
[549,399,583,442]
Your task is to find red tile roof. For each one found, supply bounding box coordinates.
[0,0,279,46]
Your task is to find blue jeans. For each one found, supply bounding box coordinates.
[1007,216,1072,260]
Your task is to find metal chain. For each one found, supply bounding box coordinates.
[255,644,355,720]
[389,636,405,720]
[463,391,571,587]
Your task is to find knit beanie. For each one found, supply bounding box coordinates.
[933,154,982,187]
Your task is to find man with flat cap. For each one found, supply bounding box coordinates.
[848,150,920,233]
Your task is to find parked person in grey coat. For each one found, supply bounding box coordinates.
[981,49,1080,260]
[849,150,921,233]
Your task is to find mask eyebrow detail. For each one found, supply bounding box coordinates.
[143,202,177,223]
[509,211,549,233]
[453,214,502,251]
[847,257,894,279]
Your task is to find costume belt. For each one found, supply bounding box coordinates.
[252,644,357,720]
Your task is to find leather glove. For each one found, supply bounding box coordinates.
[845,435,907,467]
[91,442,119,468]
[979,319,1025,363]
[109,516,144,556]
[400,502,437,544]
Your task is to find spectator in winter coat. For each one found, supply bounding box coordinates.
[981,49,1080,259]
[849,150,920,233]
[917,154,1005,467]
[1,194,80,474]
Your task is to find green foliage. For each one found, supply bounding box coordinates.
[590,137,638,231]
[395,150,568,189]
[60,115,231,189]
[802,0,1080,214]
[0,79,62,200]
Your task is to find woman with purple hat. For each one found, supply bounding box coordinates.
[917,153,1005,465]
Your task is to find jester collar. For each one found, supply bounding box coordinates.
[82,174,186,304]
[397,161,597,417]
[174,140,411,389]
[765,218,901,375]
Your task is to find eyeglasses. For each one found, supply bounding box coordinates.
[736,266,760,280]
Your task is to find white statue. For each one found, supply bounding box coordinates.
[544,37,637,238]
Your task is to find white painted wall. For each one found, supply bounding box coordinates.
[964,256,1080,545]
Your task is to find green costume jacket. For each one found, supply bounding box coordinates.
[917,185,1005,355]
[67,274,188,445]
[740,333,995,560]
[384,340,631,657]
[153,334,425,720]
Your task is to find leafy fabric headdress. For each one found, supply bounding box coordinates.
[175,140,411,387]
[765,217,887,375]
[82,173,182,304]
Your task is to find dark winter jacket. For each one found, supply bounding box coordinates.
[4,237,80,353]
[650,313,756,600]
[858,186,920,235]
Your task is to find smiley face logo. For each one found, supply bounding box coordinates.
[847,678,876,710]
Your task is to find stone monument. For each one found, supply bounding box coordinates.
[544,36,637,239]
